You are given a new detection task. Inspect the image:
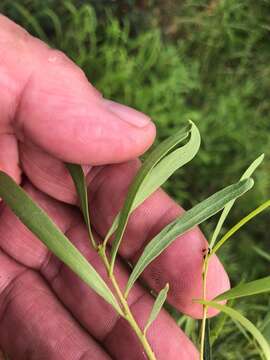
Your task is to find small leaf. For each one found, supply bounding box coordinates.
[144,283,169,335]
[215,276,270,301]
[203,319,212,360]
[106,121,200,245]
[125,178,254,296]
[66,163,96,247]
[197,300,270,360]
[212,199,270,255]
[0,171,122,315]
[133,122,201,211]
[209,154,264,249]
[110,122,191,271]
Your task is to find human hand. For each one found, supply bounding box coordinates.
[0,15,229,359]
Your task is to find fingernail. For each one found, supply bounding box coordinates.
[104,100,151,128]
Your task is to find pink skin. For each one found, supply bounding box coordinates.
[0,15,230,359]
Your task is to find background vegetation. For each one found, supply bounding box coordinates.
[0,1,269,358]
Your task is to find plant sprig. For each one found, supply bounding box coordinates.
[0,122,269,359]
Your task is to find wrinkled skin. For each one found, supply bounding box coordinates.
[0,15,230,360]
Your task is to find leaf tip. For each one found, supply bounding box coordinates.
[188,119,196,129]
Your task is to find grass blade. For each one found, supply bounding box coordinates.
[215,276,270,302]
[125,178,254,296]
[144,283,169,335]
[110,122,191,272]
[209,154,264,249]
[0,171,122,315]
[66,163,96,248]
[197,300,270,360]
[212,199,270,255]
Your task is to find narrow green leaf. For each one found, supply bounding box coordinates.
[66,163,96,248]
[212,199,270,255]
[134,122,201,210]
[209,154,264,249]
[215,276,270,302]
[197,300,270,360]
[105,121,200,245]
[110,122,191,272]
[144,283,169,335]
[203,319,212,360]
[0,171,122,315]
[125,178,254,296]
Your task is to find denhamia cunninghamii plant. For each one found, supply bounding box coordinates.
[0,121,269,360]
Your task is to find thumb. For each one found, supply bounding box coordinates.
[0,15,155,183]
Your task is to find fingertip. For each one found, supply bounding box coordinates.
[88,98,156,163]
[141,225,230,319]
[104,99,152,128]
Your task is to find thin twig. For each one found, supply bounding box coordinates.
[98,245,157,360]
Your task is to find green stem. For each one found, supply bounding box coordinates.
[199,201,270,359]
[98,245,156,360]
[200,253,210,360]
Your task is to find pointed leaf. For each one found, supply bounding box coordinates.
[0,171,122,315]
[144,283,169,335]
[209,154,264,249]
[66,163,95,247]
[125,178,254,296]
[110,122,191,271]
[197,300,270,359]
[134,122,201,210]
[212,199,270,255]
[106,121,200,244]
[215,276,270,302]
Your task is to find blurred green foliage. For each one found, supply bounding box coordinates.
[0,1,269,358]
